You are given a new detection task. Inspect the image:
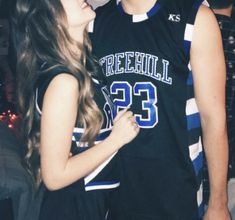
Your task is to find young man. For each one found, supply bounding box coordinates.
[90,0,231,219]
[208,0,235,218]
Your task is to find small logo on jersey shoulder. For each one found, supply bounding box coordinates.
[168,14,181,22]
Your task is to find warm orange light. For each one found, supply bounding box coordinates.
[0,110,19,129]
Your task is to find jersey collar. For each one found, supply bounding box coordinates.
[116,0,162,23]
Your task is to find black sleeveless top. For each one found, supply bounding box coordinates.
[36,63,119,220]
[90,0,209,219]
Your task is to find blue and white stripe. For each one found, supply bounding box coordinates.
[85,181,120,191]
[184,1,209,217]
[193,0,209,9]
[35,88,42,115]
[184,24,194,55]
[72,127,112,146]
[189,137,203,176]
[186,98,201,130]
[73,126,119,191]
[197,183,204,218]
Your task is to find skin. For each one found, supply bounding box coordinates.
[120,0,230,219]
[211,4,234,219]
[60,0,96,42]
[40,0,140,190]
[191,5,231,220]
[41,74,139,190]
[121,0,156,14]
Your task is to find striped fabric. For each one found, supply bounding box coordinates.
[72,127,119,191]
[72,127,111,147]
[184,0,209,218]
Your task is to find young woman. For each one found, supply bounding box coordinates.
[14,0,139,219]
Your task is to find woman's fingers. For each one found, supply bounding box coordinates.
[113,108,130,123]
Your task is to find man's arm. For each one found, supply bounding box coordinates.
[190,5,231,220]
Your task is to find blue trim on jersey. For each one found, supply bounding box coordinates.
[73,130,111,142]
[85,180,119,187]
[96,130,111,141]
[187,72,193,85]
[147,3,161,17]
[73,132,82,141]
[187,113,201,130]
[117,1,162,21]
[198,201,204,218]
[77,147,88,152]
[71,143,89,155]
[117,2,125,15]
[192,151,203,176]
[184,40,191,56]
[184,1,207,217]
[193,0,204,10]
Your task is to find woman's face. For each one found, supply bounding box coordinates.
[60,0,95,28]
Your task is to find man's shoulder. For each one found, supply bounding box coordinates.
[164,0,207,9]
[162,0,209,23]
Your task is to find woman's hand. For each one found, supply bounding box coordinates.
[109,108,140,149]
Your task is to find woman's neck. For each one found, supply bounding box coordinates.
[68,25,86,43]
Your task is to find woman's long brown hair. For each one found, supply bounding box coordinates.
[13,0,103,184]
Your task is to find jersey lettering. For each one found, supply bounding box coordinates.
[99,52,173,85]
[110,81,158,128]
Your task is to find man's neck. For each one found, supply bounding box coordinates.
[213,5,233,17]
[121,0,157,14]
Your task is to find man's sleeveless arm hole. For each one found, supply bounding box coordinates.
[183,0,210,58]
[183,1,210,219]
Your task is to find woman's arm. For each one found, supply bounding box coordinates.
[40,73,139,190]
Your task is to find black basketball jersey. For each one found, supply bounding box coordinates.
[90,0,209,219]
[35,63,119,220]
